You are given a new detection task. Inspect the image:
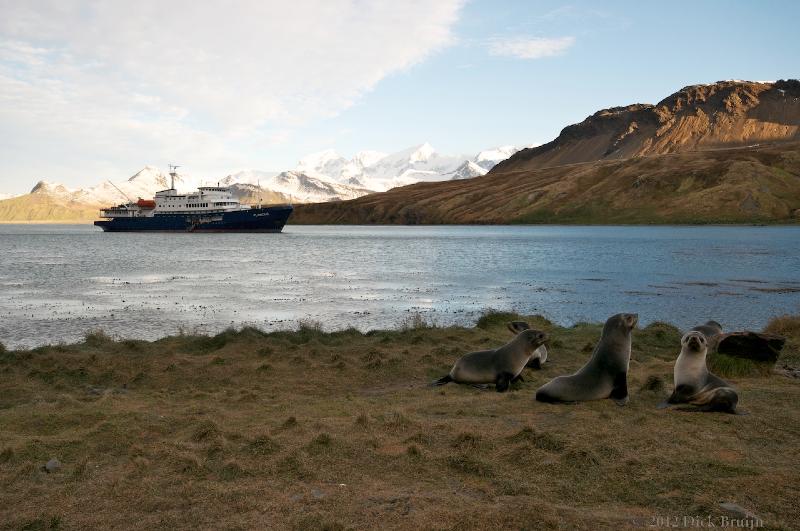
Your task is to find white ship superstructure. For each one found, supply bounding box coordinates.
[100,166,250,219]
[95,165,293,233]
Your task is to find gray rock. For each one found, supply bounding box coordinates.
[44,458,61,473]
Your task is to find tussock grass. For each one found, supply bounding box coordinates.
[0,315,798,529]
[765,314,800,338]
[708,353,774,378]
[398,313,436,331]
[766,314,800,367]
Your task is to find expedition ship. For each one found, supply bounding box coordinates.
[94,166,293,232]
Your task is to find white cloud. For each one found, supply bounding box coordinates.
[488,36,575,59]
[0,1,463,190]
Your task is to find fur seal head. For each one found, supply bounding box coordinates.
[604,313,639,337]
[682,330,707,353]
[508,321,549,368]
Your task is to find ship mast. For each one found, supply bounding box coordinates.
[107,180,134,205]
[169,164,180,190]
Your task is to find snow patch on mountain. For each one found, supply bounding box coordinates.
[474,145,518,169]
[448,161,489,180]
[30,181,77,200]
[224,169,370,203]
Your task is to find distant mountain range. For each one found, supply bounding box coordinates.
[0,144,519,222]
[292,79,800,225]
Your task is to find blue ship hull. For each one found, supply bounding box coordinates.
[94,205,293,232]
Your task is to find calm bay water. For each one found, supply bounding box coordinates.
[0,224,798,349]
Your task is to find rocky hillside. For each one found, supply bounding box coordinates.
[291,142,800,224]
[493,80,800,173]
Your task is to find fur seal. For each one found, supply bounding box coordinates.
[690,320,722,340]
[508,321,548,369]
[535,313,638,405]
[432,324,548,392]
[660,330,738,413]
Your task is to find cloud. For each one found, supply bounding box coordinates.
[488,36,575,59]
[0,1,463,188]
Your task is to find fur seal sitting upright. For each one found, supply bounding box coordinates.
[508,321,548,369]
[660,330,738,413]
[535,313,638,405]
[432,324,548,392]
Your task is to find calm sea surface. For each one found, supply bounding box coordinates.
[0,224,798,349]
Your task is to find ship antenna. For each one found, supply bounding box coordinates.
[169,164,180,190]
[107,180,134,204]
[258,180,262,208]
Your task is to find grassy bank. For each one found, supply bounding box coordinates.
[1,315,798,530]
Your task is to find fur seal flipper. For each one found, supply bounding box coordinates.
[496,372,515,393]
[430,375,453,387]
[535,313,638,404]
[662,330,739,414]
[433,323,548,391]
[610,372,629,406]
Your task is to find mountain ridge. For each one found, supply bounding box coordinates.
[290,141,800,225]
[492,79,800,174]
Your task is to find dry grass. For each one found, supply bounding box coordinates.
[1,315,798,530]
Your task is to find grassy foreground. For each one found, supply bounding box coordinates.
[1,314,799,530]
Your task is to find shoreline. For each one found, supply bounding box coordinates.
[2,307,797,352]
[1,220,799,226]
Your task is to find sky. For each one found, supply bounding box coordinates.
[1,0,798,194]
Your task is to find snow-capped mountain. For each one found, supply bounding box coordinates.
[448,161,489,180]
[222,169,371,203]
[474,145,518,170]
[294,143,519,191]
[29,181,76,200]
[27,166,198,206]
[8,144,519,212]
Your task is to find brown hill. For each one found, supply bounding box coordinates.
[492,80,800,173]
[291,142,800,224]
[0,193,102,223]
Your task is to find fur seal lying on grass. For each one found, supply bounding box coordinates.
[659,331,739,413]
[508,321,548,369]
[432,324,548,392]
[691,320,723,340]
[535,313,638,405]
